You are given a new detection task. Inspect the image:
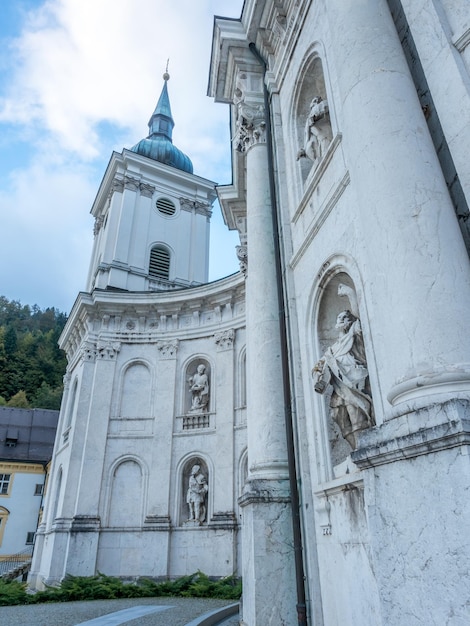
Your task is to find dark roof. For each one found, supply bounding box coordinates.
[0,407,59,464]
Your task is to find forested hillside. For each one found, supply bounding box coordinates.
[0,296,67,410]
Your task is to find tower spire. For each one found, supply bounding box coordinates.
[130,65,193,173]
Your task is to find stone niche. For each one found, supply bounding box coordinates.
[314,272,374,473]
[180,457,209,526]
[183,359,211,429]
[295,56,332,183]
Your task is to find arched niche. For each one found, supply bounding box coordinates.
[238,449,248,497]
[314,272,375,470]
[179,456,209,526]
[63,378,78,442]
[51,467,63,524]
[0,506,10,547]
[107,459,143,527]
[295,55,333,182]
[184,358,211,415]
[119,361,151,418]
[238,347,247,408]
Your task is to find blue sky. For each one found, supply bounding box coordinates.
[0,0,242,313]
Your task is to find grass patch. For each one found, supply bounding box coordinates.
[0,572,241,606]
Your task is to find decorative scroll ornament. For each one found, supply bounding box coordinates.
[157,340,179,358]
[123,175,140,191]
[215,329,235,350]
[234,111,266,152]
[111,178,124,194]
[236,245,248,277]
[93,216,104,236]
[233,75,266,153]
[139,182,156,198]
[179,197,212,217]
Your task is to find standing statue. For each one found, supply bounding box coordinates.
[312,284,375,449]
[188,364,210,412]
[297,96,332,163]
[186,464,208,524]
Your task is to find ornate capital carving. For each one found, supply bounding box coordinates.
[81,341,98,362]
[157,340,179,358]
[110,178,124,194]
[234,113,266,152]
[123,175,140,191]
[96,340,121,360]
[233,72,266,153]
[179,197,212,217]
[215,329,235,350]
[236,245,248,277]
[140,182,155,198]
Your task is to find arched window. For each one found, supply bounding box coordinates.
[0,506,10,547]
[149,246,170,280]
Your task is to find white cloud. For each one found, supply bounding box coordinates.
[0,0,242,163]
[0,0,242,311]
[0,157,96,311]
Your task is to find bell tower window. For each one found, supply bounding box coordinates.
[156,197,176,216]
[149,246,170,279]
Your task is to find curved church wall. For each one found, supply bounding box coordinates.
[31,272,246,585]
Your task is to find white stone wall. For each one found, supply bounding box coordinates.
[31,275,246,586]
[0,467,44,555]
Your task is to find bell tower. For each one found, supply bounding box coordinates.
[86,72,216,293]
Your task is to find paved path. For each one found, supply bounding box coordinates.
[0,597,239,626]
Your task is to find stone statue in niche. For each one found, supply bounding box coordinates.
[312,283,375,449]
[297,96,332,164]
[186,464,208,524]
[188,364,210,413]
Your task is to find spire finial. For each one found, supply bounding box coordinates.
[163,59,170,82]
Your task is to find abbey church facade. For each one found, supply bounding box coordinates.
[30,2,470,625]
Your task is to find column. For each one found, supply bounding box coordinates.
[326,0,470,409]
[326,2,470,624]
[235,70,297,626]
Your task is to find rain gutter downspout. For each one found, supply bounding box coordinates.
[248,41,308,626]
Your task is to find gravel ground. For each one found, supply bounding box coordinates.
[0,597,239,626]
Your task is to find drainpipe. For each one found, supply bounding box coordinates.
[248,41,308,626]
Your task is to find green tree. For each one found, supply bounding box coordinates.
[0,296,67,407]
[7,390,30,408]
[31,382,63,411]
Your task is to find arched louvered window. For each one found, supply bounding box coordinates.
[149,246,170,279]
[156,197,176,216]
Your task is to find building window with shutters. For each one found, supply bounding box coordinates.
[0,474,11,495]
[149,246,170,280]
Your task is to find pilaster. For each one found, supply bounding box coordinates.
[211,42,297,621]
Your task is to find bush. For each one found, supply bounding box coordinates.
[0,579,29,606]
[0,572,242,606]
